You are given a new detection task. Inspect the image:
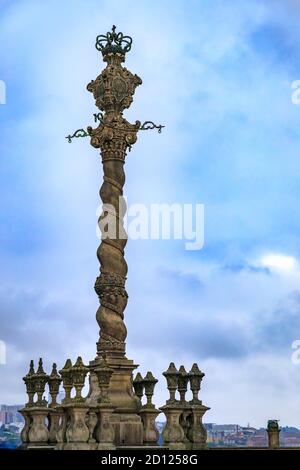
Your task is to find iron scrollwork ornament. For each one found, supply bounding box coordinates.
[66,119,164,143]
[65,128,91,143]
[93,112,104,123]
[140,121,165,133]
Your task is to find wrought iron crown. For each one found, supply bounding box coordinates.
[95,25,132,56]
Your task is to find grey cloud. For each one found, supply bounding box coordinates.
[127,272,250,361]
[130,325,249,361]
[222,263,271,275]
[255,290,300,351]
[0,287,96,402]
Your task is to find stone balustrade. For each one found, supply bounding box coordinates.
[20,358,209,450]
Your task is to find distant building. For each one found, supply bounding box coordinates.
[280,427,300,447]
[205,423,270,447]
[247,435,268,447]
[282,436,300,447]
[0,405,24,425]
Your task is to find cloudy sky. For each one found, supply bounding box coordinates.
[1,0,300,428]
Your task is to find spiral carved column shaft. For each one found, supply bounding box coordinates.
[96,159,128,355]
[92,119,138,357]
[87,50,142,358]
[86,32,145,440]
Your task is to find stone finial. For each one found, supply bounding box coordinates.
[133,372,144,402]
[164,362,179,375]
[50,363,59,377]
[59,359,73,404]
[163,362,180,404]
[28,360,35,376]
[143,372,158,409]
[32,358,49,406]
[188,363,204,404]
[178,365,189,404]
[23,360,35,379]
[94,355,114,404]
[71,356,89,402]
[48,363,62,407]
[267,419,280,431]
[37,358,46,375]
[60,358,72,372]
[23,360,36,407]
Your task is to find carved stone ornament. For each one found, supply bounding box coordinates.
[188,363,204,405]
[33,358,48,407]
[71,356,89,402]
[48,363,62,407]
[23,360,36,407]
[143,371,158,409]
[59,359,73,404]
[178,365,189,404]
[163,363,180,404]
[133,372,144,403]
[87,60,141,114]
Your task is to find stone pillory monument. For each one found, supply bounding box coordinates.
[19,26,210,450]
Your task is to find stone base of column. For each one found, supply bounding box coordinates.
[88,355,143,446]
[110,412,143,446]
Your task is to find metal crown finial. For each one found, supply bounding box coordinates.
[95,25,132,56]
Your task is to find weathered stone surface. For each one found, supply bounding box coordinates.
[27,408,49,446]
[139,408,160,446]
[64,404,89,449]
[187,404,210,450]
[267,420,280,449]
[48,408,61,445]
[19,408,31,446]
[160,405,186,450]
[96,406,116,450]
[110,413,143,447]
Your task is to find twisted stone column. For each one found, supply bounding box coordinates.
[89,113,140,357]
[85,27,144,445]
[87,47,141,359]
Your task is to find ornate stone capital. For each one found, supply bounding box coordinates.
[87,115,140,162]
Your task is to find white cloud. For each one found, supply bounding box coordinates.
[260,253,297,272]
